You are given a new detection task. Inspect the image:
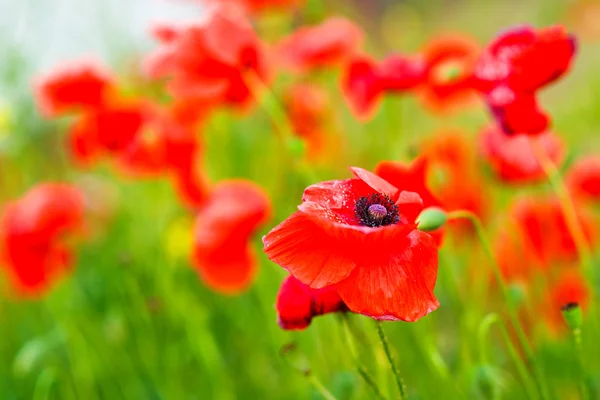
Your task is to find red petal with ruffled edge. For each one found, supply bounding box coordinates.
[264,174,416,288]
[349,167,398,199]
[375,157,442,209]
[276,275,346,330]
[336,230,438,322]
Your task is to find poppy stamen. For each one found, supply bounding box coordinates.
[368,204,388,220]
[355,193,399,228]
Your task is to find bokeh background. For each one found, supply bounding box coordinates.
[1,0,600,399]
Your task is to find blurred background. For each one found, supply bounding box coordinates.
[1,0,600,399]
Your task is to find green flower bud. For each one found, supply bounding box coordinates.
[416,207,448,232]
[561,302,583,331]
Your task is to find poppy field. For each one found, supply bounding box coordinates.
[2,0,600,399]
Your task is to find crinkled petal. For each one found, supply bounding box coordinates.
[336,229,439,322]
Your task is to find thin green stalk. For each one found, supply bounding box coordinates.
[478,313,538,400]
[307,374,339,400]
[448,210,551,400]
[357,367,387,400]
[530,139,594,274]
[340,315,387,400]
[571,327,589,400]
[376,322,407,400]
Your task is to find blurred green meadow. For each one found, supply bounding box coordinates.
[1,0,600,399]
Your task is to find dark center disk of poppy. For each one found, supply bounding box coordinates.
[354,193,399,228]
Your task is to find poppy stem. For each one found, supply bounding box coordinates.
[478,313,539,400]
[340,315,387,400]
[530,139,595,280]
[447,210,551,400]
[307,374,339,400]
[376,322,407,400]
[570,327,590,400]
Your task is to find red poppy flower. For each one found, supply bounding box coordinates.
[193,180,271,294]
[118,106,201,177]
[144,4,270,108]
[480,124,564,183]
[275,17,363,73]
[506,196,595,268]
[263,167,439,322]
[545,271,590,333]
[202,0,304,13]
[341,55,383,120]
[379,54,427,92]
[342,53,426,120]
[374,157,445,245]
[276,275,347,330]
[474,25,577,135]
[566,156,600,201]
[34,60,115,118]
[1,184,85,296]
[419,34,479,112]
[422,131,489,230]
[173,161,211,209]
[284,84,330,158]
[484,86,549,135]
[67,100,147,166]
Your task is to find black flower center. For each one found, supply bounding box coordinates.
[354,193,399,228]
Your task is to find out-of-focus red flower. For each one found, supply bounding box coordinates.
[118,106,201,177]
[1,184,85,296]
[342,55,383,120]
[173,162,211,209]
[422,131,488,231]
[510,197,595,269]
[34,60,115,118]
[474,25,577,135]
[276,275,347,330]
[545,271,590,333]
[275,17,363,73]
[379,54,427,92]
[284,84,330,158]
[202,0,304,13]
[374,157,445,245]
[193,180,271,294]
[342,53,426,120]
[263,167,439,322]
[566,156,600,201]
[484,86,549,135]
[480,124,564,183]
[67,100,147,166]
[144,4,270,108]
[420,34,479,112]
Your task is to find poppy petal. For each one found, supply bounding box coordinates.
[336,229,439,322]
[349,167,399,199]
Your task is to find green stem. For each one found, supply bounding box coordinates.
[340,315,387,400]
[478,313,539,400]
[571,328,589,400]
[376,322,407,400]
[307,374,338,400]
[447,210,551,400]
[530,139,594,275]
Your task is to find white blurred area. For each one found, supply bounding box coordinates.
[0,0,202,77]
